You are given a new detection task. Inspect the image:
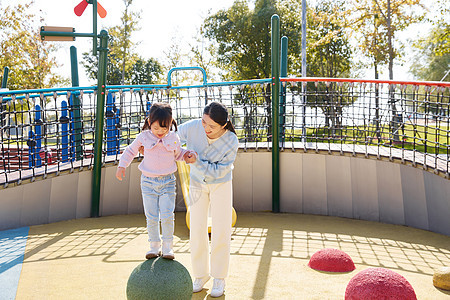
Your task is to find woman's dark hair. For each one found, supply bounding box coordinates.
[203,102,236,135]
[142,102,177,131]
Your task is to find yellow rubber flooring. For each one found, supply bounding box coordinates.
[16,212,450,299]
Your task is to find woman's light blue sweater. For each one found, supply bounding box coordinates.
[178,119,239,184]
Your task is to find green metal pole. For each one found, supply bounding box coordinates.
[70,46,83,161]
[91,30,108,218]
[271,15,280,213]
[280,36,288,145]
[93,0,98,55]
[1,67,9,88]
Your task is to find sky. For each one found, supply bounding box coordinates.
[6,0,438,86]
[23,0,236,86]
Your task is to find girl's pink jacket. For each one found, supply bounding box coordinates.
[118,130,188,177]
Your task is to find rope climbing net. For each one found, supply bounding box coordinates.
[0,77,449,185]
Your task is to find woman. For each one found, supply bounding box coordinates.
[178,101,239,298]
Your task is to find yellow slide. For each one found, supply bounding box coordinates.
[177,161,237,233]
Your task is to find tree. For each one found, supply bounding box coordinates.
[0,2,69,90]
[303,0,354,131]
[202,0,354,137]
[202,0,279,140]
[350,0,426,80]
[350,0,426,141]
[202,0,353,79]
[410,27,450,82]
[427,0,449,57]
[304,0,352,78]
[130,58,162,85]
[202,0,277,81]
[189,28,219,82]
[110,0,141,85]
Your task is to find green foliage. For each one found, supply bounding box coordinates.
[202,0,355,134]
[349,0,427,78]
[202,0,276,80]
[0,2,69,90]
[202,0,352,81]
[426,0,449,56]
[130,58,162,85]
[410,26,450,82]
[303,0,352,78]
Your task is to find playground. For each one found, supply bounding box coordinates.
[2,212,449,299]
[1,1,450,299]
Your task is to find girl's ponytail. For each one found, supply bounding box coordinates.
[142,117,150,131]
[171,119,178,131]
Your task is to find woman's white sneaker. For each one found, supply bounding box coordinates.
[192,276,210,293]
[210,278,225,297]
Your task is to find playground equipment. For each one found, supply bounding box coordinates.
[39,0,109,218]
[176,161,237,233]
[308,248,355,273]
[74,0,107,18]
[126,258,192,300]
[0,11,449,238]
[345,268,417,299]
[0,5,449,299]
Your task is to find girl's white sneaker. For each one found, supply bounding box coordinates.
[162,241,174,260]
[145,241,161,259]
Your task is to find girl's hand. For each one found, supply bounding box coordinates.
[116,167,126,181]
[184,151,197,164]
[138,146,144,155]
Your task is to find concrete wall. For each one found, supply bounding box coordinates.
[1,151,449,236]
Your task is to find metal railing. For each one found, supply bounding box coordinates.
[1,77,449,186]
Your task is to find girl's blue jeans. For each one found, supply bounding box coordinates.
[141,173,176,243]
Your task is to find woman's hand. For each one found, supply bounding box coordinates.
[184,150,197,164]
[116,166,126,181]
[138,146,144,155]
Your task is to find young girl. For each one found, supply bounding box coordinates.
[177,102,239,298]
[116,102,196,260]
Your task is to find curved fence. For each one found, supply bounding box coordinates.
[1,77,449,186]
[281,78,450,176]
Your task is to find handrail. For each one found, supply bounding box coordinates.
[167,67,207,87]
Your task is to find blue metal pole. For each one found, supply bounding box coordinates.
[106,93,115,155]
[28,131,35,168]
[115,106,120,154]
[70,46,83,161]
[61,100,69,162]
[35,105,42,167]
[69,96,75,161]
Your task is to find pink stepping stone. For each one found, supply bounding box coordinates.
[308,248,355,272]
[345,267,417,300]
